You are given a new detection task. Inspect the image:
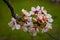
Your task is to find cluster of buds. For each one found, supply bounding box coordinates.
[8,6,53,36]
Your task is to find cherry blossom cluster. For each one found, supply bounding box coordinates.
[8,6,53,36]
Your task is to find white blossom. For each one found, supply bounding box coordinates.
[8,6,53,36]
[33,32,37,36]
[46,14,53,22]
[24,21,33,28]
[42,22,52,32]
[23,27,28,32]
[24,16,32,22]
[31,6,40,15]
[8,18,20,30]
[41,6,44,10]
[31,27,39,36]
[22,9,31,16]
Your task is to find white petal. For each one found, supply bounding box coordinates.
[27,14,31,16]
[42,10,47,15]
[12,26,15,30]
[12,18,16,22]
[37,28,39,32]
[24,23,29,27]
[29,22,33,27]
[29,11,34,15]
[38,15,43,20]
[46,22,52,29]
[29,17,32,21]
[33,18,37,21]
[22,9,25,13]
[23,27,28,32]
[16,24,20,29]
[48,25,52,29]
[8,20,16,27]
[42,28,48,32]
[22,9,29,16]
[8,22,12,27]
[33,32,37,36]
[48,18,53,22]
[36,6,40,10]
[31,7,35,11]
[41,6,44,10]
[46,14,52,18]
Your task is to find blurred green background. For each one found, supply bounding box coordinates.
[0,0,60,40]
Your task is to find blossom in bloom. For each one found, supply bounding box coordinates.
[24,21,34,28]
[38,6,47,16]
[22,9,31,16]
[23,21,34,32]
[8,6,53,36]
[24,16,32,22]
[31,6,40,15]
[42,22,52,32]
[8,18,20,30]
[38,13,45,22]
[46,14,53,22]
[33,17,42,23]
[38,11,53,23]
[30,26,39,36]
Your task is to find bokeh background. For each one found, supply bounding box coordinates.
[0,0,60,40]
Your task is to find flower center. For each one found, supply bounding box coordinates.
[34,10,39,14]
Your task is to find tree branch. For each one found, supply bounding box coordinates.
[3,0,20,20]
